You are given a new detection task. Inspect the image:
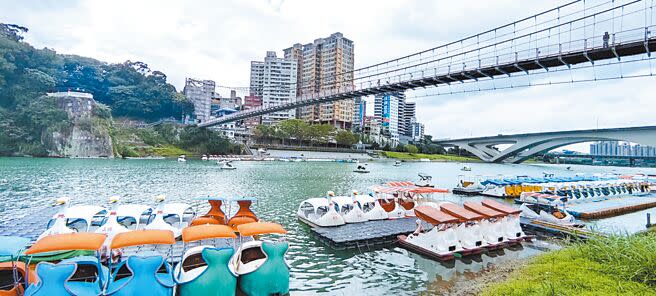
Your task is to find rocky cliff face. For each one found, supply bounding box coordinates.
[41,92,114,158]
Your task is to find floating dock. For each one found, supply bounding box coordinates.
[566,196,656,219]
[519,217,597,240]
[309,218,422,250]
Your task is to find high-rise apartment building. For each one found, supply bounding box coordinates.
[411,122,425,142]
[353,97,366,132]
[250,51,298,125]
[284,32,355,128]
[183,78,215,123]
[402,102,416,137]
[590,141,656,157]
[374,92,404,142]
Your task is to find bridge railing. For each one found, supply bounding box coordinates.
[347,0,653,90]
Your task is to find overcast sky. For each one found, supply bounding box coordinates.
[3,0,656,151]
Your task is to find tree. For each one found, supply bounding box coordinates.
[405,144,419,153]
[253,124,275,142]
[0,23,28,42]
[314,124,335,144]
[335,130,357,147]
[278,119,309,145]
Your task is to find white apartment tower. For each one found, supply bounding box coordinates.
[402,101,416,137]
[374,92,404,142]
[283,32,355,128]
[183,78,215,123]
[250,51,298,125]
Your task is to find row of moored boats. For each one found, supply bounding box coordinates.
[297,178,530,260]
[0,196,290,296]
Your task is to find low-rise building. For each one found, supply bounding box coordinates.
[243,94,263,129]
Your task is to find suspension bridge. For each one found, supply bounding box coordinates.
[200,0,656,128]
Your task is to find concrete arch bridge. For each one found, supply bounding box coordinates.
[434,126,656,163]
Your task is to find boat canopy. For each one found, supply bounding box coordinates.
[181,225,236,242]
[302,198,332,207]
[414,206,459,225]
[0,236,30,258]
[331,196,356,205]
[440,203,484,221]
[160,203,193,216]
[354,195,376,203]
[193,196,230,201]
[479,175,614,186]
[116,204,152,219]
[372,185,449,194]
[237,222,287,237]
[58,205,107,221]
[110,230,175,249]
[463,201,505,218]
[25,233,107,255]
[481,199,522,215]
[386,181,415,187]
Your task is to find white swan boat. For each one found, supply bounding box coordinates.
[518,192,583,227]
[331,193,368,224]
[297,197,345,227]
[144,195,195,238]
[178,155,187,162]
[38,197,107,240]
[353,194,388,221]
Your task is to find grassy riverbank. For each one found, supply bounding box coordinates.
[381,151,479,162]
[483,234,656,295]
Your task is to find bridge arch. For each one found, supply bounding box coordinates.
[435,126,656,163]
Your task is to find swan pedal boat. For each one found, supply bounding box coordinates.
[175,222,291,296]
[0,236,35,296]
[399,200,530,261]
[518,192,584,227]
[22,232,109,296]
[297,198,345,227]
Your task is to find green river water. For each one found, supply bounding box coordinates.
[1,157,655,295]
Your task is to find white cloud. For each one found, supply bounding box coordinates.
[2,0,655,153]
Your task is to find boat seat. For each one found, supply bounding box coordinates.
[176,248,236,296]
[379,200,395,212]
[399,200,415,211]
[1,261,35,296]
[227,216,258,231]
[238,242,289,296]
[190,216,223,226]
[106,255,174,296]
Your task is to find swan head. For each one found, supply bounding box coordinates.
[55,196,70,206]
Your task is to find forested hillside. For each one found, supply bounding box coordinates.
[0,23,238,157]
